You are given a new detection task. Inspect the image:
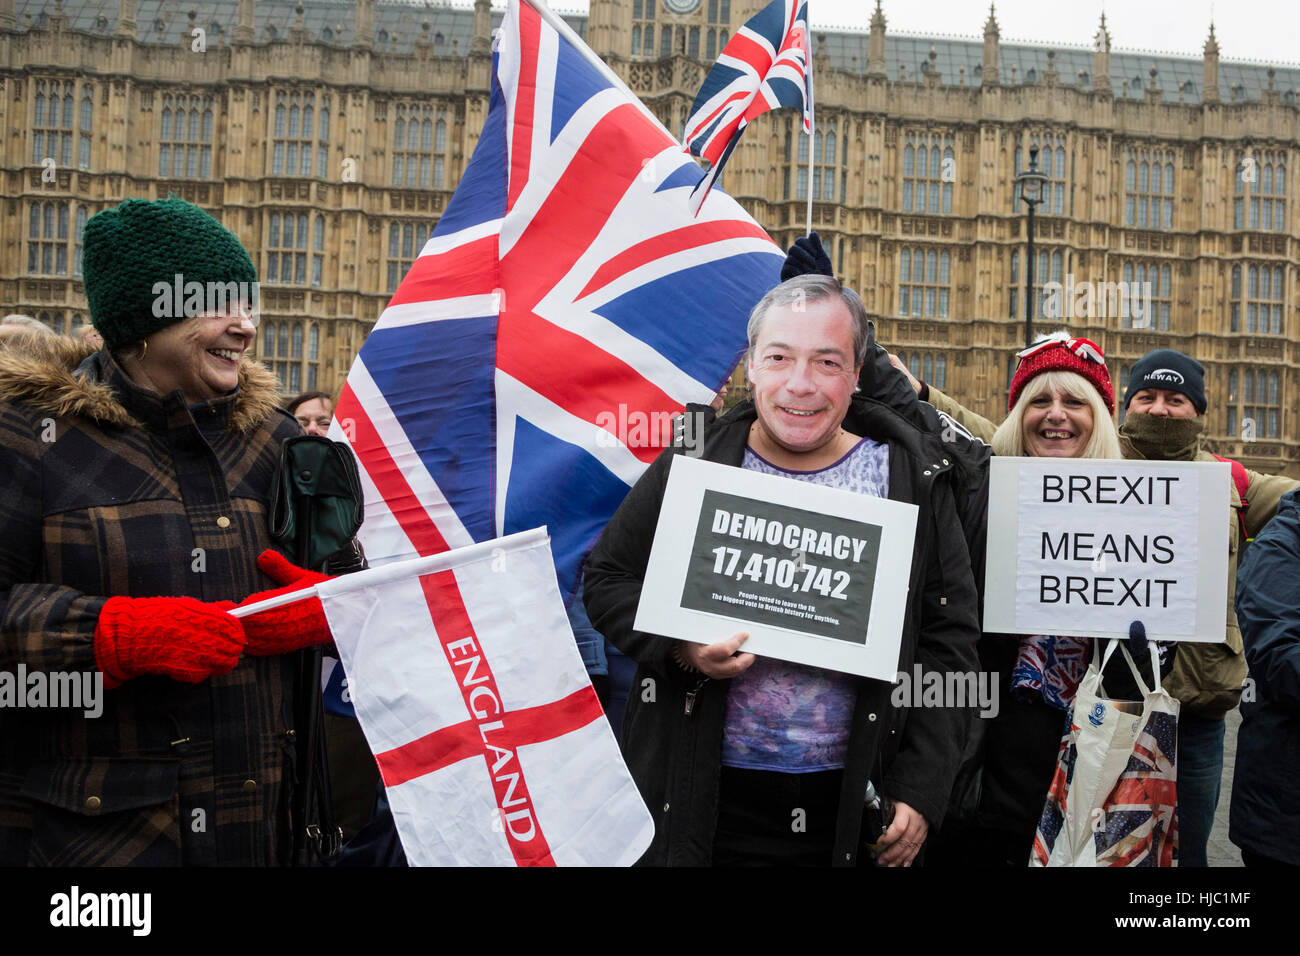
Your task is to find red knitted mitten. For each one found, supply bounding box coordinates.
[94,595,245,689]
[236,550,335,655]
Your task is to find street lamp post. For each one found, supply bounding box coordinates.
[1016,146,1049,349]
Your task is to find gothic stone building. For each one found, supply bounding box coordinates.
[2,1,1298,474]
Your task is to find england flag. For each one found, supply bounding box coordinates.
[315,528,654,866]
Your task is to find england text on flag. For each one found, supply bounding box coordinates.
[316,528,654,866]
[330,0,783,606]
[683,0,813,212]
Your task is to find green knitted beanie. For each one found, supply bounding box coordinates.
[82,198,258,350]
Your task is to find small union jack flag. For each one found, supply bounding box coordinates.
[683,0,813,213]
[331,0,783,608]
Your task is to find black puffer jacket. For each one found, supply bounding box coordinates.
[583,394,981,866]
[1230,488,1300,866]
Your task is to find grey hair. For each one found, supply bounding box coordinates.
[1,314,54,335]
[745,275,871,367]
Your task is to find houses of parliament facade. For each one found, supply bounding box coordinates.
[2,0,1298,474]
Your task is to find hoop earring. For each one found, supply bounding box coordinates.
[136,340,148,362]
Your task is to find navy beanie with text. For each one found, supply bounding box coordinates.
[1123,349,1207,414]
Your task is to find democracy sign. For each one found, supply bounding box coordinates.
[983,457,1230,641]
[635,455,917,680]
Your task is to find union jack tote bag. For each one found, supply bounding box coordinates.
[1031,639,1179,867]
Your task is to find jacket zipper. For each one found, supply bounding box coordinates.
[684,677,709,716]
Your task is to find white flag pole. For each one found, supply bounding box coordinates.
[805,131,814,237]
[804,2,815,236]
[228,527,551,618]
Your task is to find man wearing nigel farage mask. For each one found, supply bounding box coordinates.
[1119,348,1298,868]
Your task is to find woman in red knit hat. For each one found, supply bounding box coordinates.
[905,332,1126,867]
[989,332,1120,460]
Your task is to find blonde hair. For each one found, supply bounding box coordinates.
[992,369,1122,459]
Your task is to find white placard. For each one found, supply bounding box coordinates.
[984,457,1230,642]
[633,455,918,681]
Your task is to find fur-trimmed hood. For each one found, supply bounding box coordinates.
[0,334,283,435]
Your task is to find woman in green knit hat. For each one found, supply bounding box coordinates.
[0,198,337,866]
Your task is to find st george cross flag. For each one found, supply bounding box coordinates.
[683,0,813,213]
[317,527,654,866]
[331,0,783,609]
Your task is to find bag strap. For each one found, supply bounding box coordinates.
[1212,454,1251,540]
[1094,637,1153,700]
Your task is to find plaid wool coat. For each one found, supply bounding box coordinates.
[0,338,302,865]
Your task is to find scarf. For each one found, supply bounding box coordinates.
[1118,413,1205,462]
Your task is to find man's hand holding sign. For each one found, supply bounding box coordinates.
[677,631,755,679]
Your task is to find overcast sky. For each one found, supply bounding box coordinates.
[464,1,1299,66]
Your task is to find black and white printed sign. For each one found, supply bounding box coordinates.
[634,456,917,679]
[983,457,1230,641]
[680,490,881,644]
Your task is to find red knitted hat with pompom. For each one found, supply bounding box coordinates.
[1008,333,1115,413]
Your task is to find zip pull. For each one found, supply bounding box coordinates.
[683,677,708,716]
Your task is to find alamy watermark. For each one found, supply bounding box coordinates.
[0,665,103,718]
[891,664,998,718]
[151,273,260,320]
[1041,274,1153,327]
[50,886,151,936]
[594,403,707,456]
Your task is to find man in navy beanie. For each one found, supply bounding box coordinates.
[1119,347,1297,866]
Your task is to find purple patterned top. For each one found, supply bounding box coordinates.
[720,437,891,772]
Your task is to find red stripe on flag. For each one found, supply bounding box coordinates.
[578,220,772,300]
[702,111,748,165]
[723,32,776,76]
[501,101,654,307]
[684,90,750,149]
[508,3,542,212]
[375,716,482,786]
[420,568,557,866]
[335,383,453,557]
[497,310,680,465]
[376,685,605,789]
[386,236,500,307]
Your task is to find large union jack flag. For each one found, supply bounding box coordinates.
[331,0,782,608]
[683,0,813,212]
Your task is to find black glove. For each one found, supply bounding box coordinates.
[1126,619,1149,661]
[780,231,834,280]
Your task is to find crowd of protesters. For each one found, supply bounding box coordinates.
[0,206,1294,869]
